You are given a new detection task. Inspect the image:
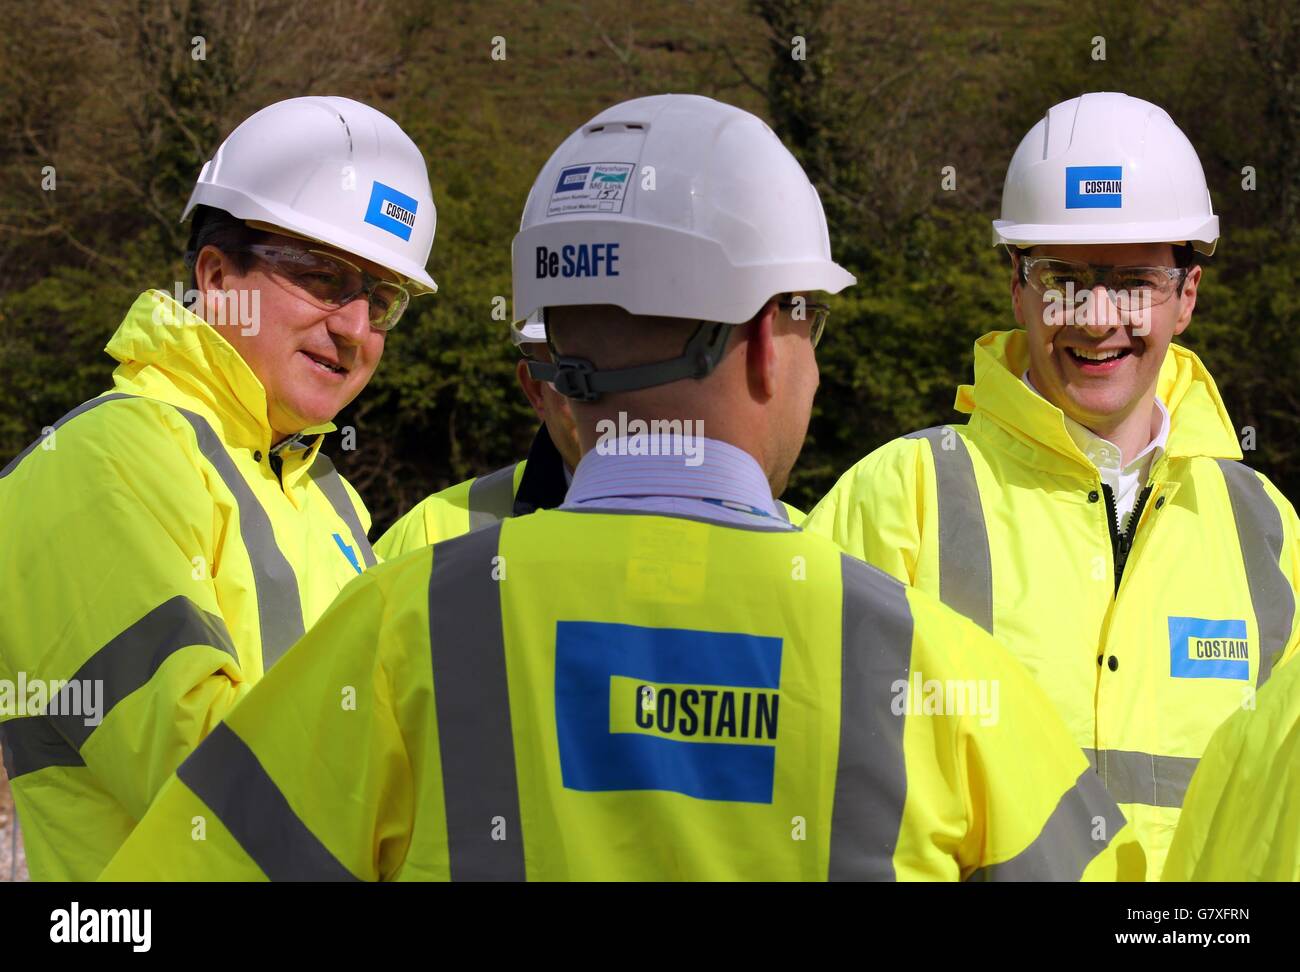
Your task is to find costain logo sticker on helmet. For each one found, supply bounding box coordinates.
[548,162,635,216]
[364,181,419,241]
[1168,616,1251,680]
[556,165,591,193]
[1065,165,1123,209]
[535,243,620,278]
[555,620,782,802]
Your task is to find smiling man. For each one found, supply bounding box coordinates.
[806,92,1300,878]
[0,95,436,880]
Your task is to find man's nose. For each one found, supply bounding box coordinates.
[1078,283,1122,335]
[327,297,373,344]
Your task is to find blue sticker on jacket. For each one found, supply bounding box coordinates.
[555,621,783,803]
[1169,616,1250,680]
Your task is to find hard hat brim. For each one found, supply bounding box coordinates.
[992,215,1219,256]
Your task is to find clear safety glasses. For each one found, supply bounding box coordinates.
[778,299,831,348]
[241,244,411,330]
[1018,256,1189,310]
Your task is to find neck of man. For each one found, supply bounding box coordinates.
[575,404,773,487]
[1075,389,1160,467]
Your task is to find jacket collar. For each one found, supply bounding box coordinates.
[512,424,571,516]
[106,290,335,454]
[953,329,1241,476]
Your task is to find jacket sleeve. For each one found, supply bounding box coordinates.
[1256,472,1300,670]
[0,398,249,821]
[101,556,430,882]
[897,590,1147,882]
[373,497,433,561]
[804,436,931,584]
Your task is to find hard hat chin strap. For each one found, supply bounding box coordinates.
[528,320,733,403]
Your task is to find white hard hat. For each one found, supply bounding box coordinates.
[993,92,1219,256]
[510,309,546,346]
[183,96,438,292]
[512,93,854,327]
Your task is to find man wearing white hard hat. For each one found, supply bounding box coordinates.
[104,95,1140,882]
[0,96,436,880]
[807,91,1300,878]
[375,310,807,560]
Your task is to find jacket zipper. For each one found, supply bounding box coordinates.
[1101,482,1152,597]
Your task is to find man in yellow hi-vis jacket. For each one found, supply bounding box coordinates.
[375,315,581,557]
[104,94,1142,882]
[376,315,804,559]
[1163,651,1300,880]
[806,92,1300,879]
[0,96,437,880]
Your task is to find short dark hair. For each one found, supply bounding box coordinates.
[185,206,270,291]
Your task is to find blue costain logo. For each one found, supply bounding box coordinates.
[363,181,419,241]
[556,165,591,193]
[332,533,362,574]
[1065,165,1123,209]
[555,621,783,803]
[1169,617,1251,680]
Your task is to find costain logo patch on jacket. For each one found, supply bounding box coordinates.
[1169,617,1251,680]
[555,620,782,803]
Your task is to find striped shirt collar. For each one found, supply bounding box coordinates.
[564,435,782,518]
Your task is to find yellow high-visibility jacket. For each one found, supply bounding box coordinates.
[376,425,805,557]
[1163,647,1300,880]
[806,328,1300,879]
[104,508,1143,881]
[0,289,376,881]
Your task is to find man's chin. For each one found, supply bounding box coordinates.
[270,402,341,438]
[1057,387,1140,428]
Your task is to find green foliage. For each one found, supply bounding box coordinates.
[1,0,1296,532]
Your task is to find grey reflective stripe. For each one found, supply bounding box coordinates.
[177,722,358,881]
[0,717,84,778]
[54,596,238,750]
[905,427,994,633]
[0,393,135,479]
[173,407,305,670]
[467,463,519,531]
[308,452,377,568]
[829,554,913,881]
[0,596,237,779]
[967,766,1125,881]
[428,523,525,880]
[1218,460,1295,688]
[1085,748,1199,808]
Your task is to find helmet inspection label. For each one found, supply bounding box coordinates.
[1065,165,1123,209]
[547,162,635,216]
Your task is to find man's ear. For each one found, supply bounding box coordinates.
[1173,264,1200,337]
[194,245,227,296]
[746,300,780,400]
[516,357,547,420]
[1009,251,1027,327]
